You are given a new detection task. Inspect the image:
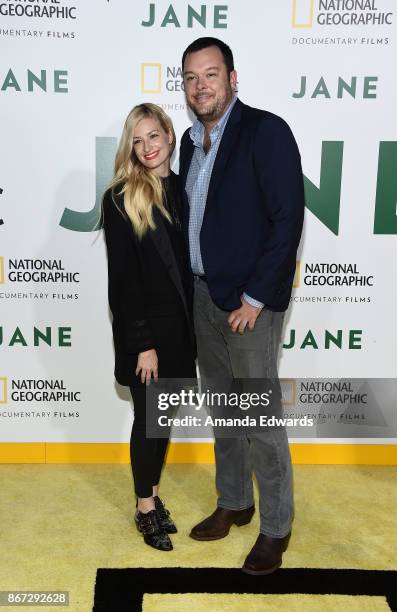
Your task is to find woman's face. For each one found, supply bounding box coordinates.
[132,116,173,177]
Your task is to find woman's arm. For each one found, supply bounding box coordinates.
[103,190,156,356]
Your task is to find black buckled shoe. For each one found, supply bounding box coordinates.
[134,509,173,551]
[154,496,178,534]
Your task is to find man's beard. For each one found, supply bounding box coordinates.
[189,85,233,122]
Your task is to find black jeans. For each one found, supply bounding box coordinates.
[129,386,169,499]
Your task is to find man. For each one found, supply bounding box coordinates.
[179,37,304,575]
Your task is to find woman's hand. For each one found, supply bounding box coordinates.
[135,349,158,385]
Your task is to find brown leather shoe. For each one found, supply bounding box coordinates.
[190,506,255,541]
[242,532,291,575]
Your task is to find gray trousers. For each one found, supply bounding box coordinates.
[193,277,293,537]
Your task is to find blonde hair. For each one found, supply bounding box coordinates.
[110,103,176,238]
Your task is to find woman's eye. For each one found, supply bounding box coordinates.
[150,133,159,139]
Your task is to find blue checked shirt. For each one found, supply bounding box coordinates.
[185,97,264,309]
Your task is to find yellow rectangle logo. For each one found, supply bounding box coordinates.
[0,378,7,404]
[292,0,314,27]
[0,257,4,284]
[141,63,162,94]
[293,260,301,288]
[281,379,296,406]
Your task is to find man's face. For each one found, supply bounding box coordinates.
[183,46,237,124]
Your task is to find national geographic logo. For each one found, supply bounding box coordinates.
[292,0,315,27]
[299,263,374,287]
[0,377,80,419]
[281,379,297,405]
[0,0,77,19]
[0,377,7,404]
[0,258,79,283]
[281,379,382,430]
[140,3,228,28]
[0,326,72,347]
[291,0,393,28]
[0,377,80,403]
[282,379,368,406]
[293,262,301,289]
[298,380,368,404]
[0,258,79,301]
[140,64,184,94]
[291,262,373,305]
[278,379,385,435]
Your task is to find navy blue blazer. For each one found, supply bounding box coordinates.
[179,98,304,312]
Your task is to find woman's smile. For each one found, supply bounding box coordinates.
[144,150,159,160]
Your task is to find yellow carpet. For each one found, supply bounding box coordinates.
[143,593,391,611]
[0,464,396,611]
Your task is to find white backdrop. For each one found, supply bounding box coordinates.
[0,0,396,444]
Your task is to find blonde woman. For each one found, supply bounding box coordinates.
[102,104,196,551]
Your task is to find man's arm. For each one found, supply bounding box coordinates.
[245,114,305,307]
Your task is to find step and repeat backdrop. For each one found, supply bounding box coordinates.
[0,0,396,447]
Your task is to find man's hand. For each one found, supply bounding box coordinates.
[136,349,158,385]
[228,296,263,334]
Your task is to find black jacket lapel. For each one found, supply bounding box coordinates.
[204,99,243,219]
[180,137,194,192]
[149,208,189,317]
[179,99,244,246]
[179,133,194,252]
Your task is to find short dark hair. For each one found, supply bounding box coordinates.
[182,37,234,73]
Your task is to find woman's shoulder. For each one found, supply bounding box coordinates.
[102,186,128,229]
[103,185,124,207]
[103,185,127,213]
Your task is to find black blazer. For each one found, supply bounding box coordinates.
[103,173,196,386]
[179,98,305,312]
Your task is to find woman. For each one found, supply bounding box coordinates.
[102,103,196,551]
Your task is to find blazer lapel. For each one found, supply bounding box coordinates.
[179,135,194,251]
[179,137,194,192]
[204,99,243,219]
[149,208,188,317]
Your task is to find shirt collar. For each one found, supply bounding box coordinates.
[189,96,237,148]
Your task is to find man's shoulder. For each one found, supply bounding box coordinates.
[240,101,293,134]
